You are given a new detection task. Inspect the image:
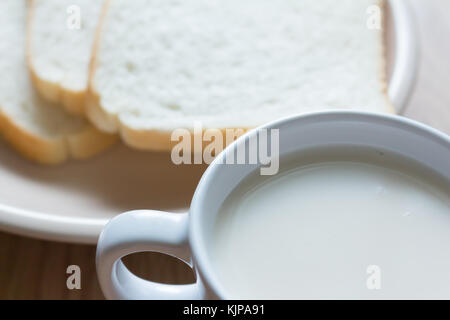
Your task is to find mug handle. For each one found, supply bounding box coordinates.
[96,210,206,300]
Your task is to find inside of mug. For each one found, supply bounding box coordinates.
[189,113,450,298]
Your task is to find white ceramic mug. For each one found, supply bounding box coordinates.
[96,111,450,300]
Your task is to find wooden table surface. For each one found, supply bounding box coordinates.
[0,0,449,300]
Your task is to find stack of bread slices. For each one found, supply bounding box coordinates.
[0,0,392,164]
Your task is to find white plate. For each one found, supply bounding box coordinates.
[0,0,419,244]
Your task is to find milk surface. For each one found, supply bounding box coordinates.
[212,150,450,299]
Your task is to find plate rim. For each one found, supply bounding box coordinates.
[388,0,420,113]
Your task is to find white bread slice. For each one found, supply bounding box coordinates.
[88,0,393,151]
[28,0,103,115]
[0,0,117,165]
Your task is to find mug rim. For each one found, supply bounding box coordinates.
[189,110,450,299]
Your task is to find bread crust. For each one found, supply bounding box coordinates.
[87,84,248,151]
[378,0,396,114]
[0,108,117,165]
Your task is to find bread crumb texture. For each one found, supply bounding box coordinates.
[28,0,103,114]
[89,0,392,152]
